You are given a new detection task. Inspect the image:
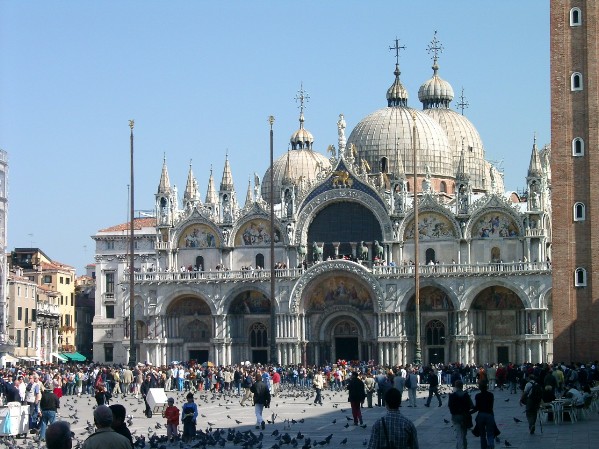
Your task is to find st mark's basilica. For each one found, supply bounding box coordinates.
[92,36,552,367]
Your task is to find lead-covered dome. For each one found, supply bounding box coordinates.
[347,106,453,179]
[418,61,454,108]
[423,108,487,190]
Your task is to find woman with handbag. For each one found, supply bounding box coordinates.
[448,380,473,449]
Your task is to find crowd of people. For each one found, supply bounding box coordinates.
[0,359,596,449]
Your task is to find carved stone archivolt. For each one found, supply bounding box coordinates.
[289,260,384,313]
[311,304,373,341]
[293,190,393,246]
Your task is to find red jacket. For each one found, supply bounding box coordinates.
[163,405,180,425]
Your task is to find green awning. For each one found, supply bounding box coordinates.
[52,353,68,362]
[61,352,86,362]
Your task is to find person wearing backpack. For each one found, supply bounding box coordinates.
[520,374,543,434]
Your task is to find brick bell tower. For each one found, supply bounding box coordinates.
[551,1,599,362]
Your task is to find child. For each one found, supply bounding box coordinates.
[181,392,198,442]
[162,397,179,442]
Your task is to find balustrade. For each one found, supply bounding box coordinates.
[122,261,550,284]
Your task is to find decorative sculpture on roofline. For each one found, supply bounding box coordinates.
[337,113,347,157]
[358,241,369,261]
[374,240,384,260]
[312,242,323,262]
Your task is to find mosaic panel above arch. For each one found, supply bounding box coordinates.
[471,286,524,310]
[472,212,519,238]
[407,286,454,311]
[303,274,374,312]
[235,219,281,246]
[404,212,457,241]
[228,290,271,314]
[177,224,219,248]
[166,296,211,315]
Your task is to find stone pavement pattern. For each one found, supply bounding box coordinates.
[7,385,596,449]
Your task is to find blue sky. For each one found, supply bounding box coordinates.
[0,1,549,274]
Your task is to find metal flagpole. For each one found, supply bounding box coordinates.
[268,116,278,365]
[128,119,136,367]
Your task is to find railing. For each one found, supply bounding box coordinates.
[37,302,60,315]
[525,228,546,237]
[123,261,550,283]
[372,261,551,276]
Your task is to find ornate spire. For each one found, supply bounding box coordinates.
[528,133,543,177]
[244,177,253,207]
[157,154,172,195]
[220,152,235,191]
[456,139,470,182]
[282,150,294,185]
[387,37,408,107]
[183,160,200,205]
[205,166,218,204]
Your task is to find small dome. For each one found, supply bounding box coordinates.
[261,149,330,204]
[418,63,454,108]
[386,65,409,107]
[290,112,314,150]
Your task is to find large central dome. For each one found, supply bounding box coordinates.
[347,58,454,180]
[347,106,453,179]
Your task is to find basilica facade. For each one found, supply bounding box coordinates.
[92,39,552,367]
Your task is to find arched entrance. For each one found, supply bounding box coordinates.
[227,290,271,363]
[302,272,375,365]
[333,320,360,361]
[406,286,454,364]
[470,286,525,364]
[165,296,212,363]
[425,319,445,364]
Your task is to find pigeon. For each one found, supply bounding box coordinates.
[505,440,512,447]
[332,419,337,424]
[443,419,450,424]
[235,419,243,424]
[340,438,347,445]
[513,417,522,423]
[208,422,216,426]
[504,398,509,402]
[344,423,350,428]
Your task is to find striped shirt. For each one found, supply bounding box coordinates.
[367,410,419,449]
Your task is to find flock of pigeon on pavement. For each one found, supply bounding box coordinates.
[1,381,576,449]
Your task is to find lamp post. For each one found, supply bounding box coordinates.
[412,112,422,366]
[128,119,136,368]
[268,115,278,365]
